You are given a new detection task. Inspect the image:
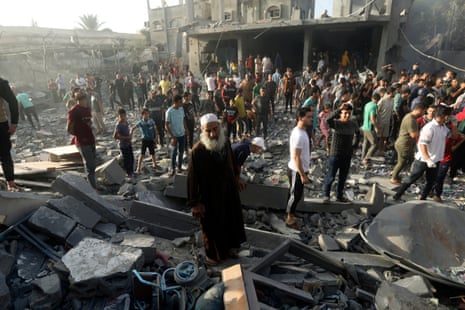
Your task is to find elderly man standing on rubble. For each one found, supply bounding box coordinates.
[0,78,21,192]
[286,107,313,229]
[187,113,246,266]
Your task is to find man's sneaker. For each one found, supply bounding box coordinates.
[322,196,330,204]
[392,194,405,203]
[433,196,443,203]
[336,197,352,204]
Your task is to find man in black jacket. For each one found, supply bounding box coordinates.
[322,102,359,203]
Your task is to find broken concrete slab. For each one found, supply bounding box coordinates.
[318,234,341,251]
[61,238,144,297]
[240,183,288,210]
[66,225,99,247]
[0,192,50,226]
[30,273,62,309]
[51,173,126,225]
[136,190,187,211]
[127,201,198,240]
[93,223,118,238]
[334,227,360,250]
[47,196,101,229]
[375,281,447,310]
[118,232,157,265]
[28,206,76,241]
[96,158,126,185]
[163,173,187,199]
[393,275,434,297]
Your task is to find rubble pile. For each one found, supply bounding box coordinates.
[1,102,465,308]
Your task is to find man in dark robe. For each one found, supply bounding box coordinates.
[187,113,246,265]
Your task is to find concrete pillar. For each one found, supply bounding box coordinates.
[186,0,194,23]
[219,0,224,22]
[376,25,389,70]
[188,37,201,77]
[302,29,313,69]
[237,37,243,65]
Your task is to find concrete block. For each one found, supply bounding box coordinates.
[61,238,144,297]
[51,173,126,225]
[365,183,385,215]
[0,249,15,276]
[335,227,360,250]
[66,225,99,247]
[118,232,156,264]
[164,174,187,199]
[93,223,117,238]
[28,206,76,241]
[30,273,62,309]
[0,192,49,226]
[96,158,126,185]
[318,234,341,251]
[393,275,434,297]
[240,183,288,210]
[47,196,101,229]
[136,190,187,211]
[0,272,10,310]
[128,201,198,240]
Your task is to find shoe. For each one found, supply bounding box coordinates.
[7,184,24,192]
[418,196,426,201]
[168,170,175,177]
[336,197,352,204]
[176,168,183,173]
[390,179,401,186]
[433,196,443,203]
[322,196,330,204]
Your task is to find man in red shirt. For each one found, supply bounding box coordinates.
[67,90,97,189]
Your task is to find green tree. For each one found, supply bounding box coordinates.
[78,14,105,31]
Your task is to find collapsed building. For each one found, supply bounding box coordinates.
[147,0,415,74]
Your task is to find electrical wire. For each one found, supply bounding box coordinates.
[400,27,465,73]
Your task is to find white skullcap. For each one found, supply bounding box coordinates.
[251,137,266,150]
[200,113,219,126]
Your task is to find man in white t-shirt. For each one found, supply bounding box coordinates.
[286,106,314,229]
[393,105,451,202]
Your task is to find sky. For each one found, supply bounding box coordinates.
[0,0,178,34]
[0,0,333,34]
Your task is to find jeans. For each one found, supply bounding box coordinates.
[78,144,97,189]
[255,114,268,138]
[286,169,305,214]
[172,135,185,170]
[361,129,377,161]
[0,121,14,182]
[394,159,438,199]
[323,155,351,199]
[120,146,134,176]
[433,161,450,197]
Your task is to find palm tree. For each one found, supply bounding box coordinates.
[78,14,105,31]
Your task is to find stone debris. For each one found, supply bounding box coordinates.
[1,92,465,308]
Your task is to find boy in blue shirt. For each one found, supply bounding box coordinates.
[131,108,159,174]
[113,108,134,177]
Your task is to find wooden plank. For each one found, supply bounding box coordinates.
[223,264,249,310]
[41,145,81,162]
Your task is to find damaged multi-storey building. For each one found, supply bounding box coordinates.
[147,0,415,75]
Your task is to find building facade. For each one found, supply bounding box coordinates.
[148,0,414,76]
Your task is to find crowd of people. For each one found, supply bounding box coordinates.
[2,56,465,264]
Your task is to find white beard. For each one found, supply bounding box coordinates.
[200,125,227,152]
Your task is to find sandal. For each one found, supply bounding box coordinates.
[7,185,24,192]
[286,221,301,230]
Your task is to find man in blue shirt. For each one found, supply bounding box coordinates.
[165,95,186,176]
